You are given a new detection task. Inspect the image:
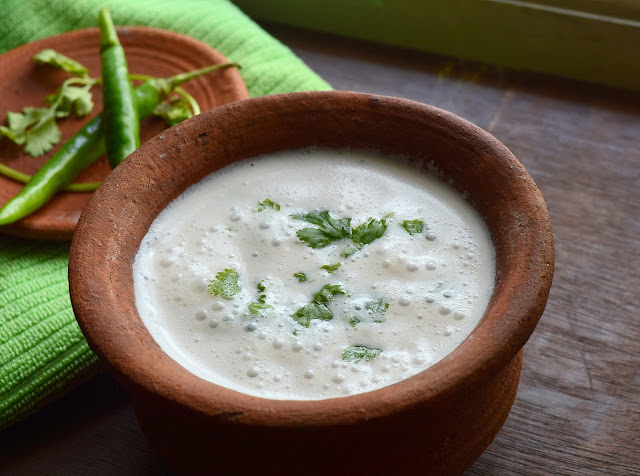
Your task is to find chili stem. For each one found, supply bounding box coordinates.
[0,163,100,192]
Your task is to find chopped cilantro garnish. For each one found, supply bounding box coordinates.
[349,298,389,326]
[292,210,388,257]
[291,211,351,248]
[320,263,341,274]
[248,301,271,315]
[344,218,387,257]
[365,298,389,314]
[292,302,333,327]
[313,284,346,303]
[258,199,281,212]
[342,345,382,363]
[293,272,307,282]
[401,219,424,235]
[207,269,240,297]
[292,283,346,327]
[248,281,271,315]
[351,218,387,246]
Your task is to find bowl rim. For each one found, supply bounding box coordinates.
[69,90,554,427]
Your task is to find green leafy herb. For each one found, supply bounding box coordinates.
[0,108,60,157]
[313,284,346,303]
[152,95,193,127]
[248,301,271,315]
[344,218,387,257]
[343,244,360,257]
[207,268,241,297]
[320,263,341,274]
[248,281,271,315]
[292,283,346,327]
[46,81,94,118]
[351,218,387,246]
[349,298,389,326]
[349,316,361,327]
[0,50,97,156]
[401,219,424,235]
[292,210,389,256]
[34,49,89,77]
[293,272,307,282]
[342,345,382,363]
[365,298,389,314]
[0,75,97,156]
[258,198,281,212]
[292,211,351,248]
[292,302,333,327]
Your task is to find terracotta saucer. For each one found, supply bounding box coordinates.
[0,27,248,241]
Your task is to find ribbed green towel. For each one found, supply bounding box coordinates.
[0,0,330,430]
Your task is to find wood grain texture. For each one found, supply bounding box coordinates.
[1,24,638,475]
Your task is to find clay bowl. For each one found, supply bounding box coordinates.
[69,91,554,475]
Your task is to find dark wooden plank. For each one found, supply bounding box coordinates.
[1,23,638,475]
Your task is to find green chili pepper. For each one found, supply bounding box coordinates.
[98,7,139,168]
[0,63,239,226]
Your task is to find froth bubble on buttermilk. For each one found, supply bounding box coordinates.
[133,147,496,400]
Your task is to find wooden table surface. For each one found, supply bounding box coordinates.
[1,24,639,475]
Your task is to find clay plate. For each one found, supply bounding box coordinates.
[0,27,248,240]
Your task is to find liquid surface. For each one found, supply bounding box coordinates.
[133,148,496,400]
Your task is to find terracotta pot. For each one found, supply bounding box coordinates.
[69,91,554,475]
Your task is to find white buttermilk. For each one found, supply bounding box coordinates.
[133,148,496,400]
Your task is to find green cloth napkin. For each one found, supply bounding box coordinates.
[0,0,330,430]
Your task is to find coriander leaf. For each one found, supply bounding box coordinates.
[7,109,38,140]
[34,49,89,77]
[349,316,361,327]
[248,301,271,315]
[296,228,340,249]
[313,284,346,304]
[365,298,389,314]
[1,76,97,156]
[292,302,333,327]
[248,281,271,315]
[291,283,345,327]
[293,272,307,282]
[47,83,94,118]
[342,345,382,363]
[153,95,193,127]
[351,218,387,246]
[401,219,424,235]
[208,269,241,297]
[343,244,361,257]
[292,211,351,249]
[24,110,61,157]
[1,108,42,145]
[258,198,280,212]
[320,263,341,274]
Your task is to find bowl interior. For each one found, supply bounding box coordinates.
[69,91,553,426]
